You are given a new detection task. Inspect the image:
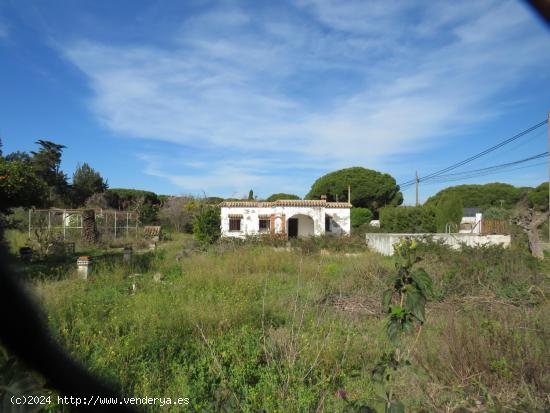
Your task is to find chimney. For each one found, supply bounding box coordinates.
[320,195,327,201]
[348,185,351,204]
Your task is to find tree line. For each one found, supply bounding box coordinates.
[1,138,546,239]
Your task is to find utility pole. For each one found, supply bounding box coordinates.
[415,171,419,206]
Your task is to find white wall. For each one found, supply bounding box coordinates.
[459,213,483,234]
[365,233,511,256]
[326,208,351,236]
[221,206,350,238]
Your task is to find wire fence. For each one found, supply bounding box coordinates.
[27,209,140,242]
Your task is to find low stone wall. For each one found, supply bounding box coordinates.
[365,233,511,256]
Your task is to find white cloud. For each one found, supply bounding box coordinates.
[60,0,549,194]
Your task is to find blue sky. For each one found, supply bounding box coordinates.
[0,0,549,203]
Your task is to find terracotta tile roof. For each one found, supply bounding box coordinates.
[219,200,351,208]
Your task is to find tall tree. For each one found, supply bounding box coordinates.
[71,163,108,207]
[248,189,254,200]
[31,140,69,205]
[307,167,403,215]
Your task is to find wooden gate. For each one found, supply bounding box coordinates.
[481,219,509,235]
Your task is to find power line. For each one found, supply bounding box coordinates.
[419,161,546,186]
[398,119,548,187]
[424,152,547,181]
[399,152,547,189]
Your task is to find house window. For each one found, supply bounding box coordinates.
[229,218,241,231]
[259,218,270,232]
[325,216,331,232]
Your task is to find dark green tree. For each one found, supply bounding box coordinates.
[266,193,301,201]
[248,189,254,200]
[426,183,526,210]
[5,151,31,164]
[31,140,69,205]
[527,182,548,211]
[71,163,108,207]
[350,207,373,228]
[193,206,221,245]
[435,194,463,232]
[0,159,48,213]
[379,206,437,233]
[306,167,402,215]
[106,188,159,210]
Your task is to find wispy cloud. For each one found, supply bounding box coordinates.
[60,0,549,196]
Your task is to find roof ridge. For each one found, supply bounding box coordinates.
[219,199,351,208]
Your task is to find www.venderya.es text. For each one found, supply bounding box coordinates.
[11,395,190,407]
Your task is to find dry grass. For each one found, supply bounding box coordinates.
[3,232,549,411]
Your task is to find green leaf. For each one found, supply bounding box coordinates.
[405,289,426,323]
[382,289,393,310]
[389,305,405,318]
[386,400,405,413]
[386,318,401,343]
[411,268,433,297]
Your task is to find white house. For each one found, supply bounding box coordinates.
[459,208,483,234]
[220,199,351,238]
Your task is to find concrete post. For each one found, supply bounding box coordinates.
[77,256,92,280]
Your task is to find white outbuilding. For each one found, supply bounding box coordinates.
[220,199,351,238]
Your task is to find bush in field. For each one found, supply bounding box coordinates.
[379,206,436,233]
[350,207,373,228]
[527,182,548,211]
[363,239,432,413]
[193,206,221,245]
[435,194,463,232]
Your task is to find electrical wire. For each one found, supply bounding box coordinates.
[423,152,547,182]
[418,161,547,186]
[397,119,548,187]
[399,153,547,190]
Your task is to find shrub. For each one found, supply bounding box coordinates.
[527,182,548,211]
[350,208,373,229]
[435,194,463,232]
[193,207,221,245]
[483,206,511,220]
[379,206,436,233]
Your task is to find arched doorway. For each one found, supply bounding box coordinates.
[287,214,314,238]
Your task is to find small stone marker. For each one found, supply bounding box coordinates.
[153,272,163,282]
[123,246,133,262]
[77,256,92,280]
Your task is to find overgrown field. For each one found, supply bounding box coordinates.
[4,232,550,412]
